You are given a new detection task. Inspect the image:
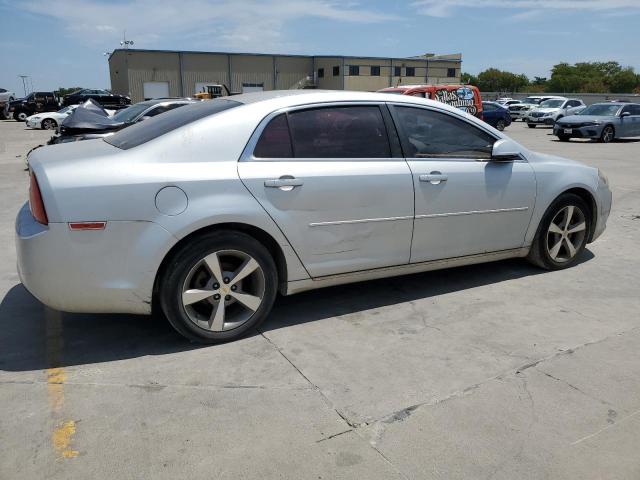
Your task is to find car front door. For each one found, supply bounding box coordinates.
[631,105,640,136]
[390,104,536,263]
[618,106,635,137]
[238,104,415,278]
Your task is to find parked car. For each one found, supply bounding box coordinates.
[7,92,60,121]
[0,88,16,119]
[501,100,522,107]
[526,98,585,127]
[553,102,640,142]
[50,98,196,143]
[481,101,512,131]
[25,105,79,130]
[18,91,611,343]
[508,96,563,121]
[378,84,483,118]
[62,88,131,109]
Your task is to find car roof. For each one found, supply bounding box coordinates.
[592,102,636,106]
[135,98,194,106]
[228,89,470,113]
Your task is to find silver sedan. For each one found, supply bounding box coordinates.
[17,91,612,343]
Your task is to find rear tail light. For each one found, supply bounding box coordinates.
[29,173,48,225]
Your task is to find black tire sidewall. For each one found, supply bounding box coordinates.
[496,120,505,131]
[533,193,591,270]
[158,231,278,343]
[42,119,56,130]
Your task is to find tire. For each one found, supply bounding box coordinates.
[557,134,570,142]
[495,119,506,131]
[15,111,27,122]
[158,230,278,343]
[527,123,536,128]
[41,118,57,130]
[527,193,591,270]
[599,125,614,143]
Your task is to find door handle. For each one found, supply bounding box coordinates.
[419,173,448,185]
[264,177,304,190]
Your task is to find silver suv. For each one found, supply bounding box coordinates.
[526,98,585,127]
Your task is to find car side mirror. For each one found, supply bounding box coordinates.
[621,112,631,118]
[491,138,521,162]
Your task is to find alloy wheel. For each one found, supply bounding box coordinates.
[42,119,55,130]
[546,205,587,263]
[181,249,265,332]
[601,126,614,143]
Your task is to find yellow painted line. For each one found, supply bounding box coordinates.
[45,308,79,459]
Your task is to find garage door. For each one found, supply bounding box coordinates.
[242,83,264,93]
[143,82,169,100]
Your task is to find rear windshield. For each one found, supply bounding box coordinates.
[105,99,241,149]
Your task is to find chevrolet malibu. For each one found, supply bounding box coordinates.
[17,91,612,343]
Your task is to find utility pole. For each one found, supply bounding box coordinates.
[120,30,134,49]
[18,75,28,96]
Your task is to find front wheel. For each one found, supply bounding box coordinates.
[599,125,614,143]
[557,134,570,142]
[15,111,27,122]
[527,193,591,270]
[495,119,506,131]
[527,123,536,128]
[158,231,278,343]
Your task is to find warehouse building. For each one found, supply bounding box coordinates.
[108,49,462,102]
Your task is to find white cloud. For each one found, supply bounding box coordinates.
[17,0,397,51]
[411,0,640,18]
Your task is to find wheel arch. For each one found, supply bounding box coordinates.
[152,222,290,311]
[562,187,597,242]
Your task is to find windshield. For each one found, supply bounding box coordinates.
[579,104,621,116]
[112,103,151,123]
[105,99,241,150]
[539,99,564,108]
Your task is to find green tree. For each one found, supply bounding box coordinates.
[55,87,83,97]
[461,72,478,85]
[609,68,638,93]
[476,68,529,92]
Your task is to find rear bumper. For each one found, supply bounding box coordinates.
[16,202,176,315]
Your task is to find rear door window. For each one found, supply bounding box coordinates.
[393,106,495,160]
[287,106,391,158]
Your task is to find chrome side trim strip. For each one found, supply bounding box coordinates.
[309,215,413,227]
[285,247,529,295]
[415,206,528,220]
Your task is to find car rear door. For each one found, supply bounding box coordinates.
[238,103,414,278]
[390,104,536,263]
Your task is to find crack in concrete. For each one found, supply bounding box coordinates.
[538,371,615,407]
[315,429,352,443]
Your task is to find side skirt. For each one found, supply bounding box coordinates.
[285,247,530,295]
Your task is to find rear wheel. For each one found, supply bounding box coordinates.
[599,125,614,143]
[527,123,536,128]
[527,193,591,270]
[158,231,278,343]
[495,119,506,131]
[15,111,27,122]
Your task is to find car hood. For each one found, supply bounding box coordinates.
[531,107,559,114]
[61,102,124,132]
[557,115,616,124]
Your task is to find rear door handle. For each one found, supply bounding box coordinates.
[264,177,304,190]
[419,173,448,185]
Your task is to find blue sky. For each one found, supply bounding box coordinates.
[1,0,639,96]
